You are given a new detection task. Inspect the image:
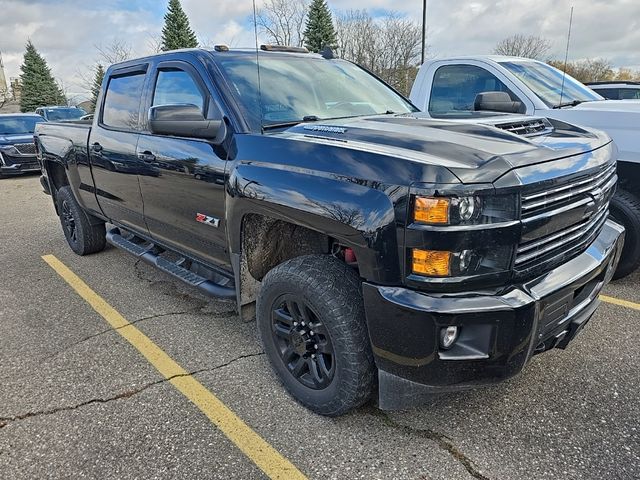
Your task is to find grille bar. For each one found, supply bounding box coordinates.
[515,207,608,266]
[522,163,616,213]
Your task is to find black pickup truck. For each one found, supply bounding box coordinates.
[35,47,624,415]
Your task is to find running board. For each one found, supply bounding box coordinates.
[106,228,236,299]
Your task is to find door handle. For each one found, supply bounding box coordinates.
[91,142,103,153]
[138,151,156,163]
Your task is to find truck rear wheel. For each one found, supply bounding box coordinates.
[610,188,640,280]
[56,186,106,256]
[257,255,375,416]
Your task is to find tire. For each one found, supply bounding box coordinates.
[609,188,640,280]
[257,255,376,416]
[56,186,106,256]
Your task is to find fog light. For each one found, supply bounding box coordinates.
[440,326,459,350]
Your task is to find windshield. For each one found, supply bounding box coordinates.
[45,107,86,121]
[500,60,603,107]
[0,116,44,135]
[218,54,416,129]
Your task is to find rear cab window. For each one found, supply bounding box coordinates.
[102,72,146,130]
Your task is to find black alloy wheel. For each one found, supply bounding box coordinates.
[271,295,335,390]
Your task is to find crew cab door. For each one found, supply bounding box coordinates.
[89,64,150,234]
[136,60,229,267]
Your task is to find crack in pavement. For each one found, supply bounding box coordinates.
[369,408,491,480]
[0,351,265,429]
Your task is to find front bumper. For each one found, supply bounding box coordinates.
[363,220,625,410]
[0,151,39,175]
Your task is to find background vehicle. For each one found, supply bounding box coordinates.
[586,81,640,100]
[0,113,45,177]
[35,48,623,415]
[35,106,86,122]
[410,56,640,279]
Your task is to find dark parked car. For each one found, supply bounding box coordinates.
[35,106,86,122]
[0,113,45,177]
[35,47,624,415]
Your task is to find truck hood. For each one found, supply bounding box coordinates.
[573,99,640,112]
[0,134,34,146]
[278,114,611,184]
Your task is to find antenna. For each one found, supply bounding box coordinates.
[559,6,574,107]
[252,0,264,133]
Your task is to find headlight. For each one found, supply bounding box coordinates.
[411,246,512,277]
[413,194,516,226]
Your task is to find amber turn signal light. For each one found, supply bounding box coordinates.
[414,197,449,224]
[412,249,451,276]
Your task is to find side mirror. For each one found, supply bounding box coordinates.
[148,104,226,143]
[474,92,523,114]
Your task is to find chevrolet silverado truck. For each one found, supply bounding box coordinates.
[0,113,45,177]
[35,47,624,415]
[410,56,640,279]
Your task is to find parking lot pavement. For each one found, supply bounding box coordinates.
[0,174,638,480]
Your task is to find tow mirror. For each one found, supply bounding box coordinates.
[474,92,523,114]
[148,104,226,143]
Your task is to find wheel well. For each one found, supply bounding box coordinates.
[242,214,331,281]
[617,161,640,196]
[46,161,69,194]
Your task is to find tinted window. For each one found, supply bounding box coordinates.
[45,107,86,121]
[619,88,640,100]
[0,116,44,135]
[102,73,145,130]
[592,88,619,99]
[429,65,520,115]
[153,69,204,112]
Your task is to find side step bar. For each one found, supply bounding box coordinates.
[106,228,236,300]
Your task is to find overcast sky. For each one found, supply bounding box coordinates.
[1,0,639,102]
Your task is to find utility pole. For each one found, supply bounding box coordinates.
[421,0,427,65]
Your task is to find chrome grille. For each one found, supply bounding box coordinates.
[514,162,617,275]
[521,162,616,217]
[494,118,552,137]
[13,143,36,155]
[516,207,608,267]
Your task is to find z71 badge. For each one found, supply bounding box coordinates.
[195,213,220,228]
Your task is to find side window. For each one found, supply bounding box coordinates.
[102,72,145,130]
[619,88,640,100]
[595,88,619,100]
[429,65,520,114]
[152,69,205,113]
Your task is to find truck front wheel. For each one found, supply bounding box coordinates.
[56,186,106,256]
[257,255,376,416]
[610,188,640,279]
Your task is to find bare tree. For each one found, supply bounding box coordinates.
[548,58,614,83]
[146,33,163,54]
[335,10,422,96]
[494,34,552,60]
[95,39,132,65]
[255,0,309,47]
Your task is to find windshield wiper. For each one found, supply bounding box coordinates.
[553,99,584,109]
[262,116,320,131]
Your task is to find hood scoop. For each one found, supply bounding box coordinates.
[493,118,553,137]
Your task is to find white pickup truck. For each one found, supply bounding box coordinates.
[410,55,640,279]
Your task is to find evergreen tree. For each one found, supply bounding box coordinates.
[89,64,105,113]
[19,41,65,112]
[161,0,198,51]
[304,0,337,53]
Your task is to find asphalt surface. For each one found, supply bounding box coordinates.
[0,174,638,480]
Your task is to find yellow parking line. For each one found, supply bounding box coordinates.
[42,254,307,480]
[600,294,640,311]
